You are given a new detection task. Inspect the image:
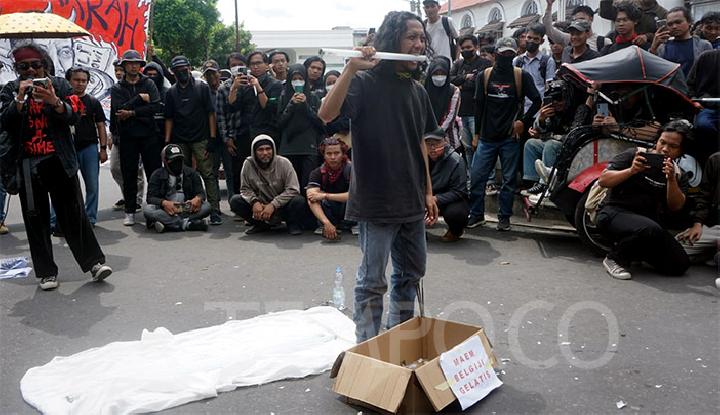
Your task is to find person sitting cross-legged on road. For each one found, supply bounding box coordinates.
[230,135,310,235]
[143,144,211,233]
[306,136,356,241]
[425,129,470,242]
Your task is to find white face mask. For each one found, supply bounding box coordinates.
[431,75,447,87]
[291,80,305,88]
[325,84,334,92]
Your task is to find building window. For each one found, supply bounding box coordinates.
[461,12,474,29]
[522,0,539,16]
[488,7,503,23]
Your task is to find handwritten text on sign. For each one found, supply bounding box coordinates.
[439,336,502,410]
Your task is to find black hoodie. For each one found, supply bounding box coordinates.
[277,64,325,156]
[303,56,326,96]
[322,70,350,136]
[110,74,162,138]
[143,62,168,136]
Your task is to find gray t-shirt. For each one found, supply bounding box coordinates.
[341,68,438,223]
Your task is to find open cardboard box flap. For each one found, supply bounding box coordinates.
[332,317,497,413]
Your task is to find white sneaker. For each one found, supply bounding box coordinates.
[123,213,135,226]
[603,256,632,280]
[535,159,551,184]
[154,221,165,233]
[39,276,59,290]
[715,278,719,290]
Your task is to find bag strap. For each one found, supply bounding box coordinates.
[513,67,523,101]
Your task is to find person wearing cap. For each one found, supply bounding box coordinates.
[306,136,355,241]
[468,37,541,231]
[143,144,211,233]
[513,24,556,114]
[543,0,612,52]
[164,55,222,226]
[203,59,235,202]
[562,21,600,64]
[423,0,459,61]
[0,44,112,290]
[110,49,163,226]
[318,11,439,342]
[424,128,469,242]
[230,135,310,235]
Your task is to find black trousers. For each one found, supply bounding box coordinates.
[19,157,105,278]
[230,135,251,195]
[287,154,321,194]
[119,135,162,213]
[596,205,690,276]
[439,199,470,235]
[229,194,311,228]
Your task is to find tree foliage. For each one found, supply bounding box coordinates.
[152,0,254,67]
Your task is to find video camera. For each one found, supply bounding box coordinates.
[544,79,568,104]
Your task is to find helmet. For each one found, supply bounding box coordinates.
[120,49,146,66]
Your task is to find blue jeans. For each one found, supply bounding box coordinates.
[522,139,562,183]
[469,138,520,220]
[0,184,6,222]
[354,220,426,342]
[50,144,100,227]
[460,116,475,167]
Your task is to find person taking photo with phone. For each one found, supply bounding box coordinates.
[650,7,712,76]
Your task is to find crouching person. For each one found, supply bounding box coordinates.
[306,136,355,240]
[596,120,692,280]
[425,129,469,242]
[144,144,210,233]
[230,135,308,235]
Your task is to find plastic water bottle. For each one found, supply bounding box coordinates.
[332,266,346,310]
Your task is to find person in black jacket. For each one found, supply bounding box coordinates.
[143,144,210,233]
[601,2,649,55]
[277,64,325,191]
[425,129,469,242]
[303,56,326,95]
[450,34,492,165]
[0,44,112,290]
[110,49,163,226]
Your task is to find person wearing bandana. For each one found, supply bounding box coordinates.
[143,144,211,233]
[601,2,649,55]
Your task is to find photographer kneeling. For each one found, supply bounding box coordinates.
[596,120,692,280]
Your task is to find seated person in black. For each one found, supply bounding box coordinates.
[596,120,692,280]
[143,144,211,233]
[306,136,355,240]
[425,128,469,242]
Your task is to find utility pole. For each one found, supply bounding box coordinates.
[447,0,452,17]
[234,0,240,50]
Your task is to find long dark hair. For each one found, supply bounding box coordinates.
[372,11,432,80]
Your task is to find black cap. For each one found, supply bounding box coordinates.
[163,144,184,162]
[170,55,191,69]
[423,0,439,4]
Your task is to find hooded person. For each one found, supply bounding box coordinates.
[142,61,168,139]
[321,70,351,154]
[303,56,326,95]
[277,64,325,191]
[423,56,462,151]
[229,135,312,235]
[143,144,211,233]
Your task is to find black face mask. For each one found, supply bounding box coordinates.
[167,159,183,176]
[150,74,164,90]
[461,50,475,60]
[175,69,190,84]
[496,55,514,68]
[526,42,540,53]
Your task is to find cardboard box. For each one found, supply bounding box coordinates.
[331,316,497,414]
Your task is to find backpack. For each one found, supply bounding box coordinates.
[514,53,550,80]
[425,16,458,59]
[595,35,606,53]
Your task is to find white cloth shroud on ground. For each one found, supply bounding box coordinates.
[21,306,356,415]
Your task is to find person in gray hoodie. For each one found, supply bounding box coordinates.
[229,135,310,235]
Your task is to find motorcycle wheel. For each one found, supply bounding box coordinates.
[575,190,612,256]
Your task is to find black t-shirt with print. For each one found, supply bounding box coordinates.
[340,69,438,223]
[72,94,106,150]
[307,164,351,194]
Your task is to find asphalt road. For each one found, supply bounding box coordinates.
[1,165,718,414]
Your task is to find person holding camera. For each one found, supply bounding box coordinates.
[649,7,712,76]
[0,45,112,290]
[595,120,693,280]
[143,144,210,233]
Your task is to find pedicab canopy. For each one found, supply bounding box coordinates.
[559,46,696,107]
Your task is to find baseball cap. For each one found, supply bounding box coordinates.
[424,127,446,141]
[170,55,191,69]
[202,59,220,74]
[495,37,518,53]
[568,21,591,32]
[423,0,439,5]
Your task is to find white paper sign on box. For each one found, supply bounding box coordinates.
[439,335,502,410]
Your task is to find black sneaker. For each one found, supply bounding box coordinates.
[245,223,270,235]
[39,276,59,290]
[51,227,64,238]
[90,264,113,282]
[288,224,303,235]
[187,219,209,232]
[521,183,547,196]
[496,217,511,231]
[466,215,486,228]
[113,199,125,211]
[485,183,500,196]
[209,212,223,225]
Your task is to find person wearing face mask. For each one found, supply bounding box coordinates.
[277,64,325,192]
[321,70,351,153]
[110,49,163,226]
[164,55,223,226]
[142,62,168,141]
[450,34,492,166]
[513,24,556,114]
[425,56,462,152]
[143,144,210,233]
[468,37,541,232]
